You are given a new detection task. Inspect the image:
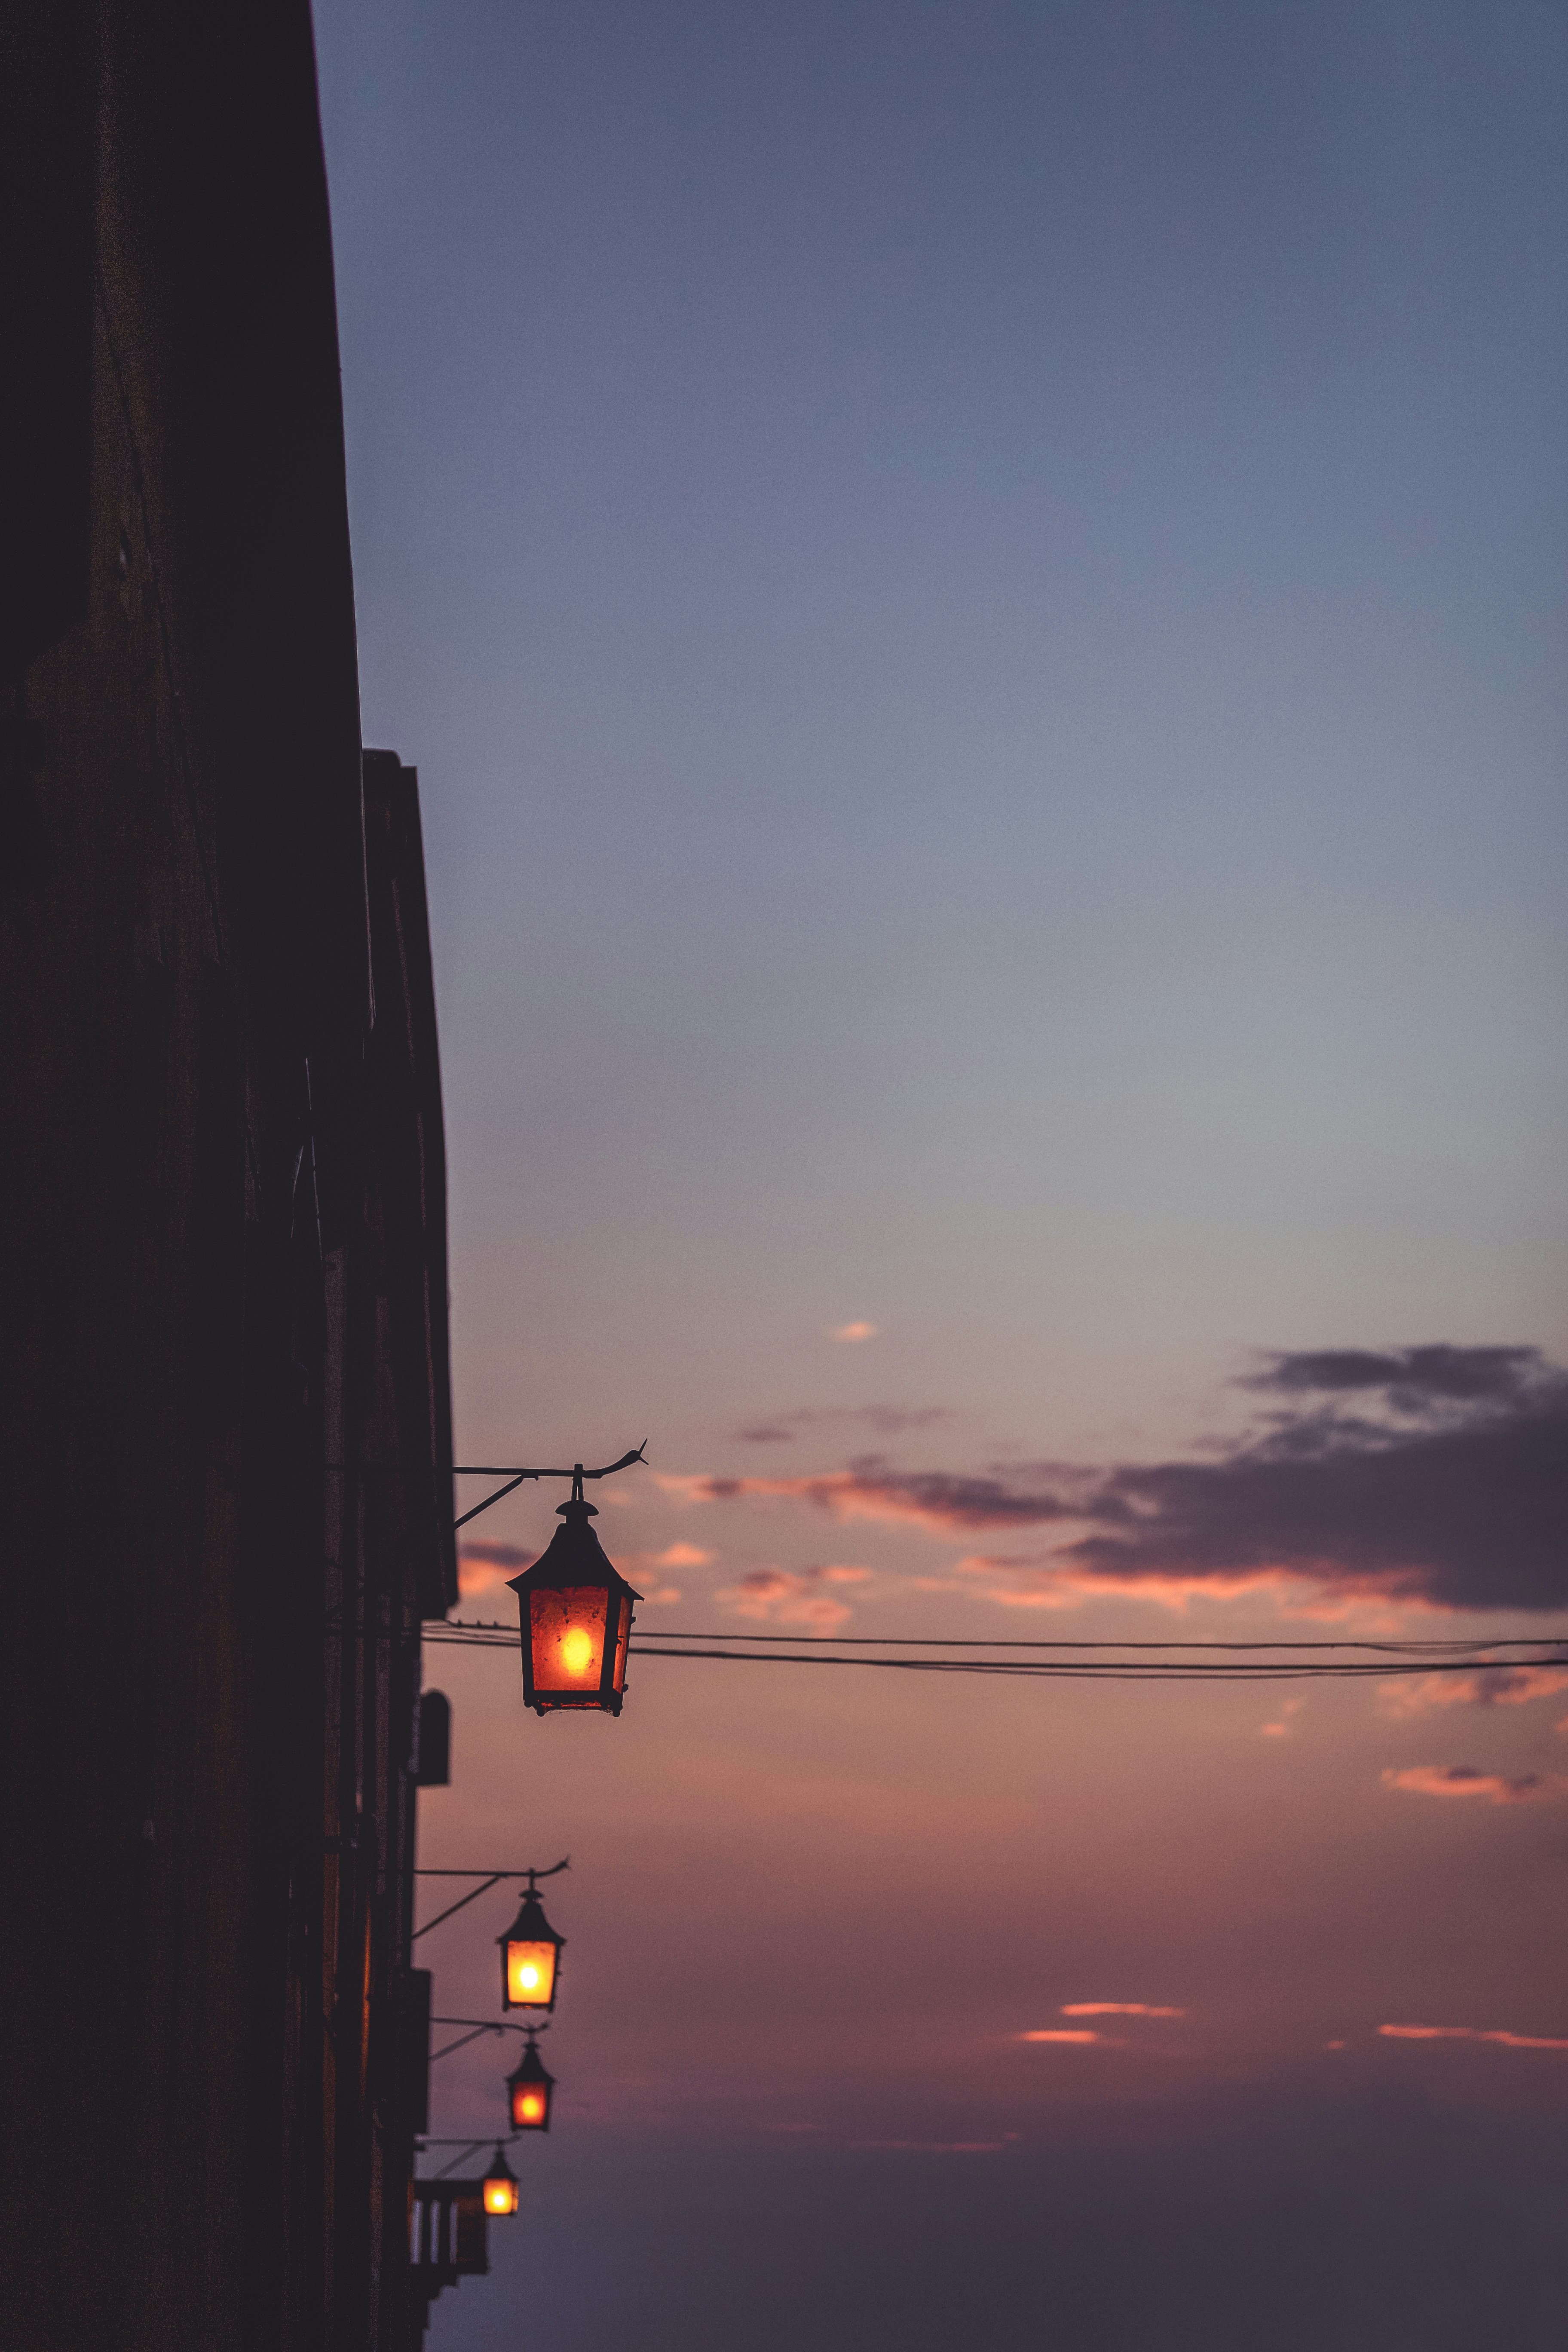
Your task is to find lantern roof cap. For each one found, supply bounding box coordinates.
[483,2145,518,2183]
[499,1886,564,1948]
[505,1499,643,1601]
[507,2037,554,2086]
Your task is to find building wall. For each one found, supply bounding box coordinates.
[0,7,453,2347]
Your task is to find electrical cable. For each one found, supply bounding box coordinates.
[420,1623,1566,1681]
[426,1617,1557,1654]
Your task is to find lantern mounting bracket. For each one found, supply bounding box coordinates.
[431,2015,548,2036]
[411,1856,569,1942]
[452,1447,647,1533]
[427,2015,547,2064]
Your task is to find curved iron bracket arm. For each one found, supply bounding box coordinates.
[452,1446,646,1532]
[410,1856,570,1941]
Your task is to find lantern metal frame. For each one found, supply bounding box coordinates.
[505,2027,556,2134]
[505,1465,643,1716]
[498,1868,566,2012]
[481,2145,520,2215]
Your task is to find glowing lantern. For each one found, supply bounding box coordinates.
[506,2037,555,2133]
[506,1471,642,1716]
[481,2147,520,2216]
[498,1884,565,2012]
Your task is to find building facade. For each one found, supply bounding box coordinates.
[0,4,455,2344]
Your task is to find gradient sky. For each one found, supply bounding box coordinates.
[312,3,1567,2343]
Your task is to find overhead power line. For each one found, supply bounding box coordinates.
[429,1620,1554,1653]
[420,1620,1566,1683]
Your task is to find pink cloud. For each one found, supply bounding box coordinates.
[457,1538,530,1597]
[717,1567,869,1629]
[956,1553,1345,1615]
[1377,1665,1568,1718]
[1259,1697,1304,1738]
[1018,2029,1118,2046]
[1381,1764,1559,1806]
[832,1321,878,1343]
[656,1349,1568,1617]
[1059,2003,1185,2018]
[1379,2024,1568,2050]
[655,1542,713,1568]
[655,1467,1083,1536]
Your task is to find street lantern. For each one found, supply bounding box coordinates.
[499,1882,565,2011]
[506,2035,555,2133]
[482,2146,520,2216]
[506,1469,642,1716]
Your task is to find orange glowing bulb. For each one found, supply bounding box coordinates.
[520,2092,545,2123]
[505,1935,558,2006]
[560,1626,594,1675]
[482,2151,519,2214]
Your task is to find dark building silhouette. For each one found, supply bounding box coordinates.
[1,4,461,2344]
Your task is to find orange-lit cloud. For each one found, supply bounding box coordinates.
[1018,2029,1115,2045]
[1377,1665,1568,1718]
[655,1541,713,1568]
[1378,2024,1568,2049]
[718,1565,872,1628]
[1381,1764,1559,1805]
[1059,2003,1185,2018]
[1259,1697,1304,1738]
[957,1553,1335,1616]
[457,1538,530,1596]
[832,1321,877,1343]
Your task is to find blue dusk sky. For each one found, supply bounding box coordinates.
[312,4,1566,2345]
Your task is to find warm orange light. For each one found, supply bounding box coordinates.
[505,1937,558,2008]
[506,2037,555,2131]
[481,2149,520,2214]
[530,1587,607,1689]
[507,1488,643,1716]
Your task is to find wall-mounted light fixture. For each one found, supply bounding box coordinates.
[481,2147,520,2216]
[506,2031,555,2133]
[453,1449,646,1718]
[499,1872,565,2011]
[507,1468,643,1716]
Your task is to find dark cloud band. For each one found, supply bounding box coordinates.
[683,1348,1568,1615]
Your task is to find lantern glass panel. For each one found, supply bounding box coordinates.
[609,1592,631,1696]
[512,2079,549,2129]
[529,1585,612,1700]
[483,2175,519,2216]
[505,1937,557,2008]
[507,2045,554,2132]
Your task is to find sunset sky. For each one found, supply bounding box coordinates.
[312,3,1566,2342]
